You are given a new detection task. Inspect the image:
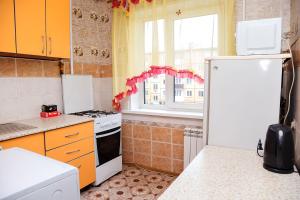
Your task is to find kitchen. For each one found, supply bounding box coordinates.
[0,0,300,199]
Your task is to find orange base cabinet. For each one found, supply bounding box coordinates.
[0,133,45,155]
[45,121,95,189]
[68,152,96,189]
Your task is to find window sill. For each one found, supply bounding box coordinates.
[122,109,203,120]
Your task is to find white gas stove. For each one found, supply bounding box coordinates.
[73,110,122,186]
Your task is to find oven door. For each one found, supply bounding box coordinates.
[95,126,121,167]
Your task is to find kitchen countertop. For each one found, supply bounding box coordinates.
[159,146,300,200]
[0,115,93,142]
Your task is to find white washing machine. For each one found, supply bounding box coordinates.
[0,148,80,200]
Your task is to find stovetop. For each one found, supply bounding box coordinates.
[72,110,121,132]
[72,110,118,118]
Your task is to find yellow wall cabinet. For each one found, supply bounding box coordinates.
[12,0,70,58]
[15,0,46,56]
[0,0,16,53]
[46,0,70,58]
[0,133,45,155]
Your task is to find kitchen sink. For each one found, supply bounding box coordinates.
[0,123,36,134]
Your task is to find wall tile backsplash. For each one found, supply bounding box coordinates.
[0,77,112,123]
[122,119,202,174]
[0,78,63,124]
[0,57,63,78]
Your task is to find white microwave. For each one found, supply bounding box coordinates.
[236,18,282,55]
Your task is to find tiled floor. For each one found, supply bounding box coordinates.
[81,164,177,200]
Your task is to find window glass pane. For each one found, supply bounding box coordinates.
[174,14,217,104]
[144,74,166,105]
[144,20,166,105]
[145,21,153,54]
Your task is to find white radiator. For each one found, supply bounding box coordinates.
[184,128,203,168]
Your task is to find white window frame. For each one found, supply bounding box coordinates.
[138,9,218,112]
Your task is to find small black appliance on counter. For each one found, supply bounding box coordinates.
[263,124,295,174]
[41,105,57,112]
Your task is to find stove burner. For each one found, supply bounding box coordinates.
[72,110,118,118]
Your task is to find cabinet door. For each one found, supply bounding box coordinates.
[0,133,45,155]
[15,0,46,56]
[0,0,16,53]
[68,153,96,189]
[46,0,70,58]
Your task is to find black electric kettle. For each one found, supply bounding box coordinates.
[263,124,295,174]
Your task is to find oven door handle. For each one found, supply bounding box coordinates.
[96,128,121,138]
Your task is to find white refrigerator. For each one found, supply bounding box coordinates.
[203,54,290,150]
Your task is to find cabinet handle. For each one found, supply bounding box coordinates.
[65,149,80,154]
[48,37,52,55]
[41,36,45,54]
[65,132,79,138]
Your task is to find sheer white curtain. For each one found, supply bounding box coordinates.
[112,0,235,97]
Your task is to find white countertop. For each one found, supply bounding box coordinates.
[0,115,93,142]
[159,146,300,200]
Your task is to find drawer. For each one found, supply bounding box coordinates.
[45,122,93,150]
[0,133,45,155]
[46,137,94,163]
[68,152,96,189]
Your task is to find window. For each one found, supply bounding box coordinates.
[175,90,182,97]
[173,15,217,104]
[186,90,192,97]
[186,79,192,84]
[198,90,204,97]
[175,78,181,84]
[144,20,166,106]
[143,14,218,111]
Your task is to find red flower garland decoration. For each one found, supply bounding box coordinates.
[112,0,153,14]
[112,66,204,111]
